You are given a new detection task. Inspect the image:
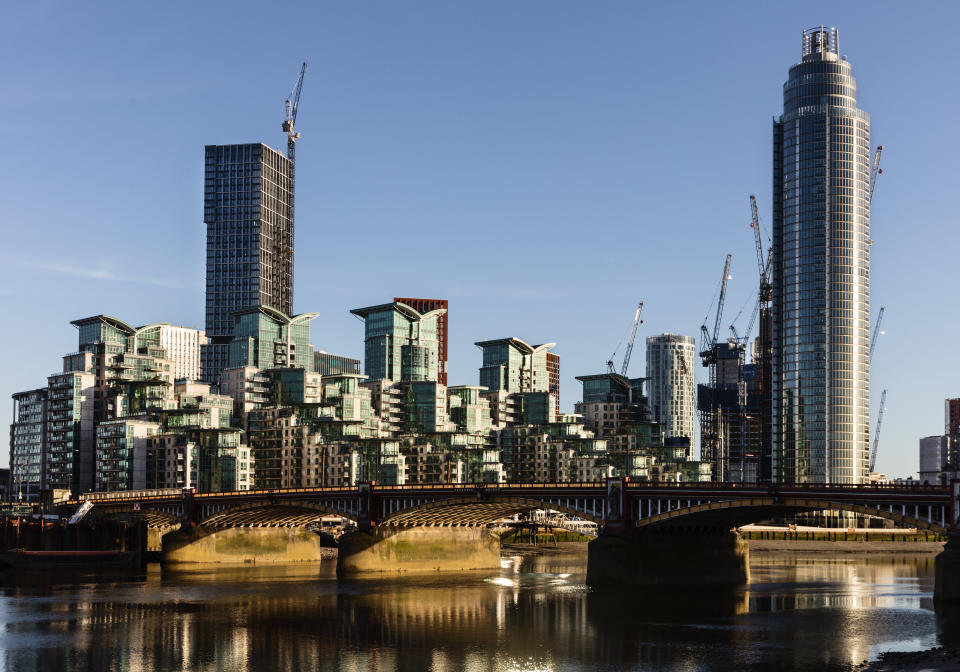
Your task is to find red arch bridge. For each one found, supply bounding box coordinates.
[69,479,959,535]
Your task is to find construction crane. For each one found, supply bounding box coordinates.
[870,306,885,363]
[869,145,883,206]
[283,62,307,163]
[700,254,732,364]
[750,195,772,302]
[869,388,888,472]
[725,195,775,349]
[699,254,733,481]
[607,302,645,376]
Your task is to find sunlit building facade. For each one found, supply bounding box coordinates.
[772,27,872,483]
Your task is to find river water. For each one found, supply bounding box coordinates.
[0,549,954,671]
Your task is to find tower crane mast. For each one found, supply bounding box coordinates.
[870,306,885,363]
[869,145,883,206]
[750,195,772,302]
[620,302,644,377]
[701,254,733,362]
[606,302,645,375]
[870,388,888,472]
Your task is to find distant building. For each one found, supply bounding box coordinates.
[395,298,448,385]
[228,307,317,372]
[946,398,960,436]
[9,388,48,501]
[351,302,446,383]
[314,351,361,376]
[645,334,696,442]
[202,143,295,384]
[919,435,956,485]
[95,418,160,492]
[475,337,555,395]
[157,325,207,381]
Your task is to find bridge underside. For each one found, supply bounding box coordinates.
[201,503,352,528]
[636,498,949,535]
[381,497,604,527]
[88,509,182,529]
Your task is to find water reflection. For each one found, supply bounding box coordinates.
[0,551,944,672]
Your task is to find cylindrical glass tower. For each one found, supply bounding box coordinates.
[772,27,871,484]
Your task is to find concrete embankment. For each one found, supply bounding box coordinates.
[749,539,944,553]
[338,526,501,576]
[162,526,329,566]
[500,541,588,555]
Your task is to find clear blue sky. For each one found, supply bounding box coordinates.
[2,1,957,478]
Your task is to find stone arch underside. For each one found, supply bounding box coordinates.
[200,501,357,528]
[634,497,949,534]
[380,496,605,527]
[88,506,183,529]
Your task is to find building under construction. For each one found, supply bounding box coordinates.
[698,245,772,483]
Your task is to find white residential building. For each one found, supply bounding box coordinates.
[158,325,207,381]
[645,334,696,441]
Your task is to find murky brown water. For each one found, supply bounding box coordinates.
[0,549,953,671]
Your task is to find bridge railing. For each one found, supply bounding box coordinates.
[69,480,951,505]
[77,488,184,503]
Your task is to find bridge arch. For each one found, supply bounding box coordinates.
[634,497,949,535]
[201,501,357,528]
[380,495,605,527]
[86,506,183,529]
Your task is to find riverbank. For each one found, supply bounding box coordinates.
[856,647,960,671]
[499,539,944,555]
[748,539,944,553]
[500,542,588,555]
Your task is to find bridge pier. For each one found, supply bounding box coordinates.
[586,529,750,589]
[935,533,960,604]
[337,525,501,577]
[162,525,327,566]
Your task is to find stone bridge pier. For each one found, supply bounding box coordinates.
[162,525,330,566]
[160,500,343,566]
[336,490,539,576]
[585,479,750,588]
[586,529,749,588]
[337,526,501,576]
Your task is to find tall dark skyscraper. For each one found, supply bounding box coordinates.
[772,27,872,484]
[201,143,294,383]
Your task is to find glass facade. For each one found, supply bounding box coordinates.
[772,27,871,484]
[203,143,294,384]
[314,351,361,376]
[476,338,553,394]
[227,307,316,372]
[352,303,444,383]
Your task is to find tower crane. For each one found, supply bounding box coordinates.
[729,195,774,348]
[869,388,888,472]
[869,145,883,206]
[700,254,732,364]
[283,62,307,163]
[870,306,885,363]
[606,302,645,376]
[750,195,772,303]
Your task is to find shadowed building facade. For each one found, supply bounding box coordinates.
[772,27,872,483]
